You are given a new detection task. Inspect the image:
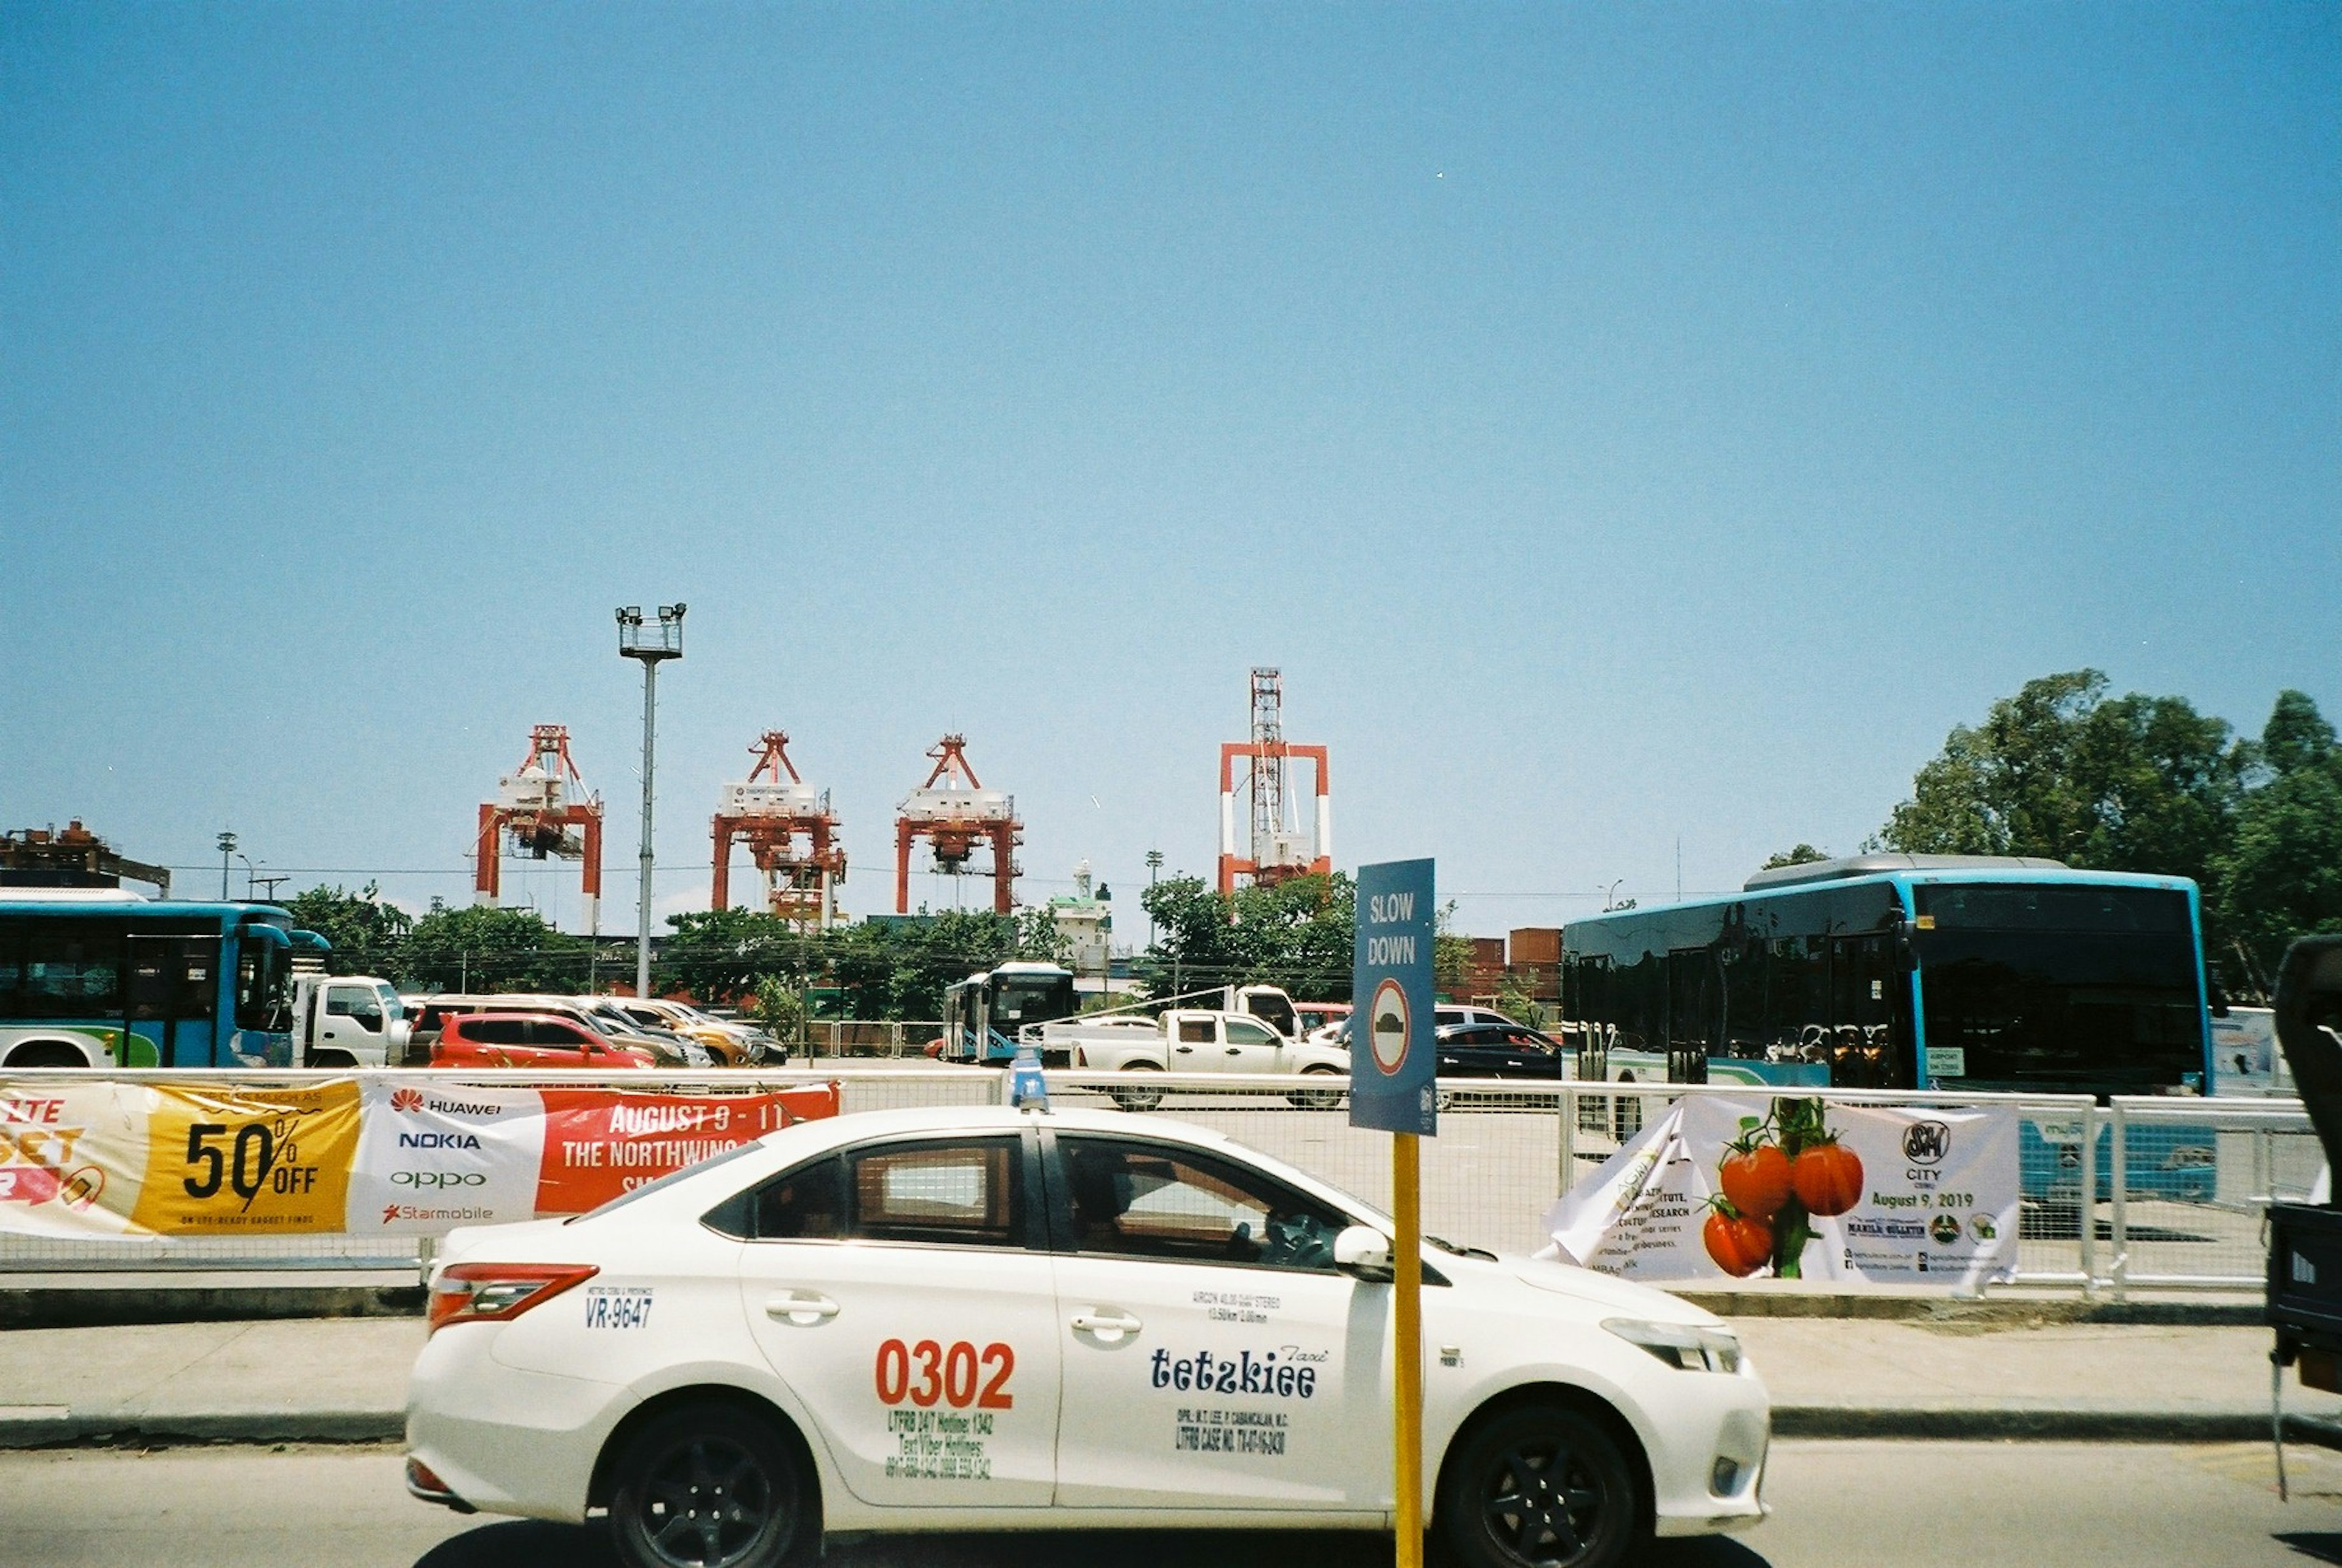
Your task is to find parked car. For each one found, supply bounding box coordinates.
[428,1012,654,1070]
[408,995,704,1069]
[406,1104,1770,1568]
[597,997,775,1065]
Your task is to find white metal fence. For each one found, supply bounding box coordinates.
[0,1067,2317,1298]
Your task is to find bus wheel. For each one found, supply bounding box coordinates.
[1107,1067,1164,1112]
[4,1044,87,1069]
[1610,1079,1642,1141]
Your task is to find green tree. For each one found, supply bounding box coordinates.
[2214,691,2342,996]
[1760,844,1829,870]
[399,902,586,992]
[1133,872,1355,1001]
[659,906,811,1003]
[280,883,412,976]
[1879,669,2249,888]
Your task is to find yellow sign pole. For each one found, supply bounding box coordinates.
[1393,1129,1424,1568]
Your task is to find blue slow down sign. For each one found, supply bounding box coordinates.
[1352,859,1436,1135]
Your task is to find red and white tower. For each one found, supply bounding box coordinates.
[1217,668,1331,895]
[895,735,1021,915]
[474,724,605,931]
[711,731,847,926]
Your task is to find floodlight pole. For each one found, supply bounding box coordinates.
[617,603,686,999]
[217,831,237,901]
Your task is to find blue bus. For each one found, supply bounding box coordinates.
[0,892,327,1069]
[939,962,1078,1064]
[1561,855,2218,1199]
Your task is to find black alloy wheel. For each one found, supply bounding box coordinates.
[1440,1403,1644,1568]
[609,1403,808,1568]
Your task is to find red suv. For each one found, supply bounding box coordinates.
[429,1012,656,1070]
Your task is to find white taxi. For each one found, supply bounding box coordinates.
[406,1105,1769,1568]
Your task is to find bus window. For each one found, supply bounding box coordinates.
[24,929,123,1017]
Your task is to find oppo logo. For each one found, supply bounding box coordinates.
[391,1170,486,1189]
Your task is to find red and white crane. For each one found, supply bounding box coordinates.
[895,734,1021,915]
[1217,667,1331,895]
[473,724,605,931]
[711,731,847,926]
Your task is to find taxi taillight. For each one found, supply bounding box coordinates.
[428,1262,599,1334]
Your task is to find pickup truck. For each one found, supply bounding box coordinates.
[1055,1009,1350,1111]
[429,1012,656,1070]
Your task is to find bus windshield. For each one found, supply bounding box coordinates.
[1913,884,2202,1092]
[993,973,1075,1031]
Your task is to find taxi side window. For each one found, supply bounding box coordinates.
[846,1139,1023,1248]
[754,1156,844,1240]
[1055,1136,1347,1273]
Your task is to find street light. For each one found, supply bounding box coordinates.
[617,603,686,998]
[1599,879,1623,912]
[217,831,237,900]
[1145,849,1163,947]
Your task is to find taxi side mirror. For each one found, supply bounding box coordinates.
[1334,1225,1394,1283]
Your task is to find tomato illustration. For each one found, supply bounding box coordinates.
[1718,1142,1792,1220]
[1792,1139,1863,1217]
[1702,1205,1773,1277]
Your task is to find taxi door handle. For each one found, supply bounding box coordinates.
[1070,1309,1142,1341]
[1224,1047,1242,1055]
[764,1291,840,1326]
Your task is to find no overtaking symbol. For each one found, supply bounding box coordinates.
[1369,977,1411,1076]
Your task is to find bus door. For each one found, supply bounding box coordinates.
[127,936,218,1067]
[1828,934,1899,1088]
[1665,950,1711,1084]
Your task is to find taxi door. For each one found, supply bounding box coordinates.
[736,1133,1061,1508]
[1045,1131,1392,1511]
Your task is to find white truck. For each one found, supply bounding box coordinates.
[292,975,410,1068]
[1050,1008,1351,1111]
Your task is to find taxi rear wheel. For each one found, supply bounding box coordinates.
[1439,1402,1644,1568]
[609,1403,809,1568]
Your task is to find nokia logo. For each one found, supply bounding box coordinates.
[396,1131,481,1150]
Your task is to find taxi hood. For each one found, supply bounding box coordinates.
[1508,1255,1724,1325]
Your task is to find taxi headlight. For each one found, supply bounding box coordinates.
[1603,1317,1741,1374]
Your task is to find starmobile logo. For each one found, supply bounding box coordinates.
[390,1087,426,1114]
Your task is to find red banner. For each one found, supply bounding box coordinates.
[532,1084,840,1214]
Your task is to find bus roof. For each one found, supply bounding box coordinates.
[1741,853,2069,892]
[0,894,303,923]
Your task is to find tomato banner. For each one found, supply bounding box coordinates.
[0,1079,842,1240]
[1543,1095,2019,1291]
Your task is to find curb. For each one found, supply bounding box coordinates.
[0,1286,426,1331]
[1674,1291,2265,1327]
[0,1408,406,1448]
[5,1405,2334,1453]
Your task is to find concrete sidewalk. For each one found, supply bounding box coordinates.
[2,1306,2337,1450]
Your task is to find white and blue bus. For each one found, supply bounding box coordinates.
[1561,855,2218,1199]
[939,961,1079,1065]
[0,891,326,1069]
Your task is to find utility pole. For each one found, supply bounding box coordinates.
[216,831,237,900]
[617,603,686,998]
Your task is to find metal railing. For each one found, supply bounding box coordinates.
[0,1067,2316,1297]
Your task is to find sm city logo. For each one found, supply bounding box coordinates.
[1903,1122,1950,1166]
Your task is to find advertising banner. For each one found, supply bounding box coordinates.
[1545,1095,2019,1291]
[0,1078,843,1240]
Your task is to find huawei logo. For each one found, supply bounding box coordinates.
[390,1087,426,1114]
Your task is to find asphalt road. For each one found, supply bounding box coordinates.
[4,1439,2342,1567]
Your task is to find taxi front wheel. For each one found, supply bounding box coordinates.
[609,1402,812,1568]
[1438,1402,1647,1568]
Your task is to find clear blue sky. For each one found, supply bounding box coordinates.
[4,3,2336,937]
